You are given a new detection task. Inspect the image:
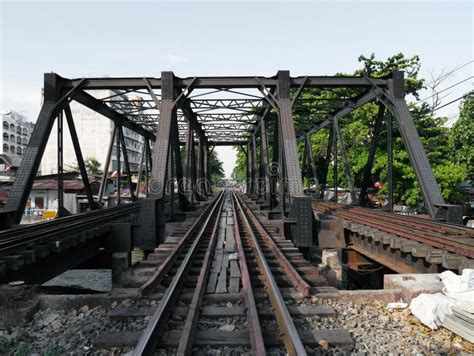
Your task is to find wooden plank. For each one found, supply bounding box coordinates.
[165,328,352,347]
[452,307,474,323]
[206,271,218,293]
[95,331,141,348]
[229,260,241,277]
[303,275,329,286]
[110,304,335,319]
[211,250,223,272]
[443,316,474,343]
[221,253,229,269]
[216,229,226,250]
[215,268,227,293]
[225,226,236,252]
[228,277,240,293]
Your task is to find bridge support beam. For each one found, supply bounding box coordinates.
[276,70,313,247]
[0,74,71,227]
[147,71,188,220]
[359,104,385,207]
[259,114,272,208]
[376,72,457,222]
[302,133,319,193]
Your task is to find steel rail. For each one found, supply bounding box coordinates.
[233,191,307,356]
[176,193,224,355]
[236,192,310,296]
[315,200,473,237]
[230,193,266,355]
[312,202,474,258]
[313,201,474,241]
[133,191,224,355]
[139,192,223,295]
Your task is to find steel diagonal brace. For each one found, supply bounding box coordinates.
[364,75,446,218]
[297,89,377,140]
[291,76,308,108]
[255,77,278,111]
[172,77,197,107]
[2,78,88,224]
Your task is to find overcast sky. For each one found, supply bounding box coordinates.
[1,1,472,177]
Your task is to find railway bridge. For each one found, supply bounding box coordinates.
[0,71,473,354]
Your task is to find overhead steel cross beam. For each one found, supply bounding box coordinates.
[64,76,389,90]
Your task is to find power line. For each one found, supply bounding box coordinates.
[416,76,473,103]
[424,60,473,86]
[432,92,473,112]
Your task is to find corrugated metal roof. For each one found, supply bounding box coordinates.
[32,179,86,190]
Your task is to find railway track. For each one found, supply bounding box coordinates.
[313,200,474,272]
[98,190,352,355]
[0,202,141,280]
[313,201,474,257]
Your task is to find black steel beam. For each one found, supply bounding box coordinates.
[73,90,155,141]
[64,76,389,90]
[64,104,98,210]
[359,104,385,206]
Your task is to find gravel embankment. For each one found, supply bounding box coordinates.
[1,297,473,355]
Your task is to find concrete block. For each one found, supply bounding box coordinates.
[41,269,112,293]
[384,273,443,302]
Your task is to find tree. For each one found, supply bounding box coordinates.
[231,146,247,182]
[231,53,469,209]
[450,94,474,178]
[68,157,102,174]
[209,151,225,185]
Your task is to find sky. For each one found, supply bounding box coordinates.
[1,0,472,178]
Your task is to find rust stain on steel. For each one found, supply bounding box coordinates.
[313,202,474,259]
[176,194,225,355]
[233,191,307,356]
[134,192,224,355]
[238,192,311,297]
[139,192,222,296]
[231,193,266,355]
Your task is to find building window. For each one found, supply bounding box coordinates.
[3,144,8,152]
[10,134,15,142]
[3,132,8,141]
[10,145,15,154]
[16,147,22,155]
[16,126,22,134]
[9,124,15,131]
[35,197,44,209]
[23,127,28,135]
[22,137,28,145]
[16,136,21,144]
[3,122,8,130]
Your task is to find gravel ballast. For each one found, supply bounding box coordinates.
[1,295,474,355]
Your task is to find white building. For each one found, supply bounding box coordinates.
[0,110,34,171]
[41,90,145,175]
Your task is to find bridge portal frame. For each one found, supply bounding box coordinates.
[0,71,457,248]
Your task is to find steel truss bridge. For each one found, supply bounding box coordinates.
[0,70,470,283]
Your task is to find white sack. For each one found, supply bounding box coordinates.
[440,269,474,304]
[409,293,454,330]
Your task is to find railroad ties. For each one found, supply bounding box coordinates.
[313,201,474,273]
[96,190,353,355]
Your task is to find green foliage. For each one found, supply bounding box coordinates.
[301,53,469,207]
[209,151,225,185]
[450,94,474,178]
[230,53,470,208]
[355,53,424,98]
[68,157,102,174]
[231,146,247,182]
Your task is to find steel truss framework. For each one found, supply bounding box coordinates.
[0,71,457,246]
